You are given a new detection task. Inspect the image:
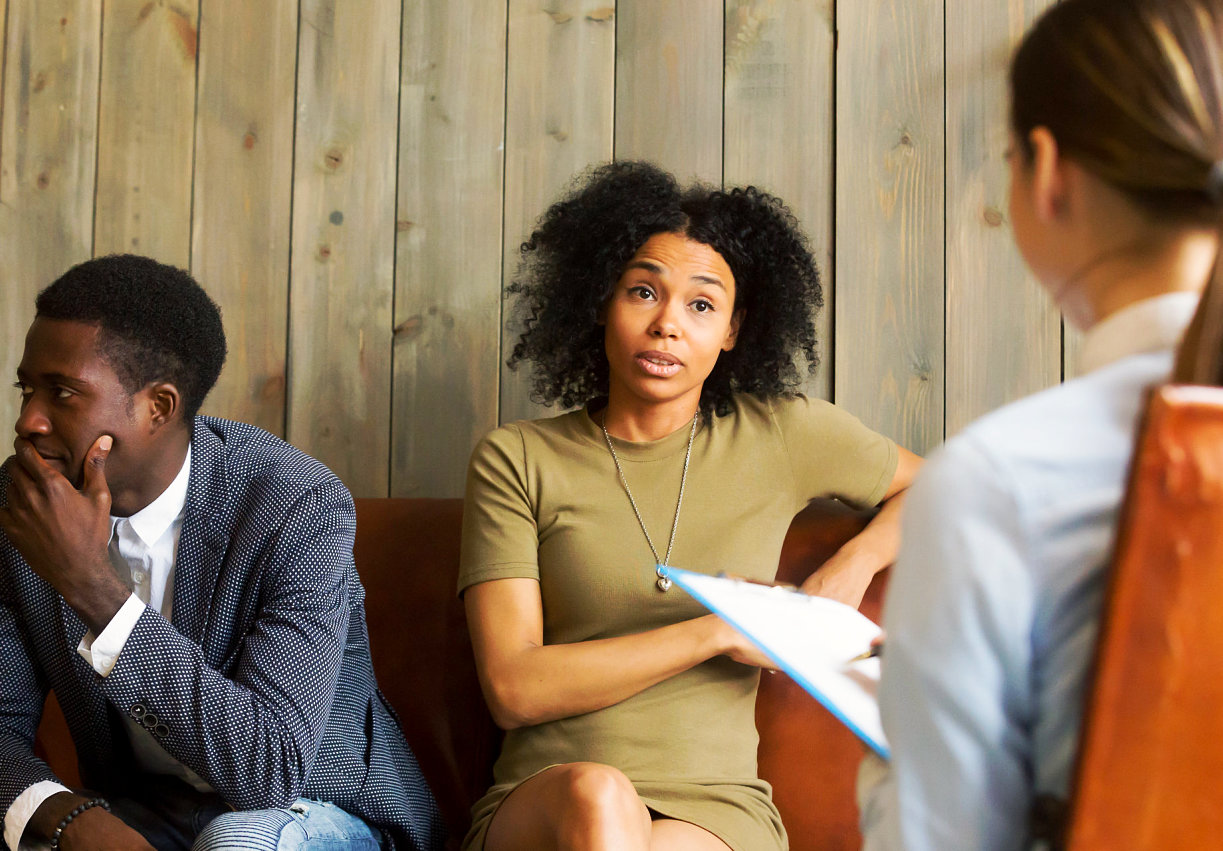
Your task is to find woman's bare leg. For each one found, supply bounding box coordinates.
[485,762,652,851]
[650,818,734,850]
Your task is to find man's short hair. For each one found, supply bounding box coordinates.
[35,254,227,420]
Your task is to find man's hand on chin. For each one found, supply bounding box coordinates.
[0,435,131,633]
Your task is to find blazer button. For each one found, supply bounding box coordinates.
[141,712,159,730]
[153,723,170,739]
[129,703,147,720]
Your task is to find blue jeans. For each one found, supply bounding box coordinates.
[106,781,382,850]
[193,799,383,850]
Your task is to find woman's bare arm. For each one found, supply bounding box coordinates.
[465,577,772,730]
[800,446,923,607]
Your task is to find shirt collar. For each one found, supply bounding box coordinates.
[1079,292,1200,375]
[113,445,192,547]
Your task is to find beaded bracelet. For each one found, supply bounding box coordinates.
[49,797,110,850]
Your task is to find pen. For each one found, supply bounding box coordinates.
[847,643,884,663]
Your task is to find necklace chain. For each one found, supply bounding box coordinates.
[601,412,699,592]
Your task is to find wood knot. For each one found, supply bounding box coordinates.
[396,220,414,233]
[587,7,615,22]
[317,244,332,261]
[982,207,1004,227]
[32,73,47,94]
[394,315,423,339]
[36,172,50,189]
[243,131,257,150]
[170,9,199,61]
[548,11,572,24]
[324,148,344,170]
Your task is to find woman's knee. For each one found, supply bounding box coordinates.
[557,763,634,803]
[487,763,652,850]
[552,763,649,828]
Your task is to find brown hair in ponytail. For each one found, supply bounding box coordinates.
[1173,274,1223,384]
[1011,0,1223,384]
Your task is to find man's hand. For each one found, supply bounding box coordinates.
[27,792,156,851]
[58,806,156,851]
[0,436,130,632]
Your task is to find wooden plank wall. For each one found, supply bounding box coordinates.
[191,1,296,437]
[835,0,946,453]
[945,0,1060,437]
[0,1,1074,498]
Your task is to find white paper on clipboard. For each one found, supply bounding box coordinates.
[659,565,890,760]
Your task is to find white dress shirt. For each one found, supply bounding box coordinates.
[7,448,210,851]
[860,292,1199,850]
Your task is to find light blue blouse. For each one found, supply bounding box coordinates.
[860,293,1199,850]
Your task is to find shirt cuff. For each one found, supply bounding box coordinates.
[76,593,146,676]
[5,780,71,851]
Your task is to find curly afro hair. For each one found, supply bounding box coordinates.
[36,254,227,421]
[507,160,823,417]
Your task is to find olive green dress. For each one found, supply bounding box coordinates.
[457,394,898,850]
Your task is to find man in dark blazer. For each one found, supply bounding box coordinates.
[0,256,443,850]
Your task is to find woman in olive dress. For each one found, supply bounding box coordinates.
[459,161,922,851]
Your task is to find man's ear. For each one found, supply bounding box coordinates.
[146,382,182,430]
[723,309,745,351]
[1028,126,1066,222]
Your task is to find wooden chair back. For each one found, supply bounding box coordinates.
[1067,384,1223,849]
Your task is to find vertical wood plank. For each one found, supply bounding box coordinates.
[724,0,834,401]
[944,0,1060,437]
[499,0,615,425]
[835,0,944,454]
[93,0,197,264]
[394,1,507,498]
[1063,320,1085,380]
[191,1,296,433]
[0,1,101,433]
[289,0,400,497]
[614,0,722,183]
[0,0,7,129]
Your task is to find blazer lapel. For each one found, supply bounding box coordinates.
[171,419,230,646]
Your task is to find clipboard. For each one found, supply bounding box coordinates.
[659,565,890,760]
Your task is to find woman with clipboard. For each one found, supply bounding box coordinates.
[860,1,1223,847]
[457,163,922,851]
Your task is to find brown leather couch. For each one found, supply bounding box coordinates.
[35,498,882,850]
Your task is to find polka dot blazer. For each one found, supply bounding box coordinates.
[0,417,444,850]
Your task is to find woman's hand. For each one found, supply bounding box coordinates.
[709,614,778,669]
[802,446,924,608]
[800,558,877,609]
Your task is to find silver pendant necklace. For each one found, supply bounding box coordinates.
[601,411,699,592]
